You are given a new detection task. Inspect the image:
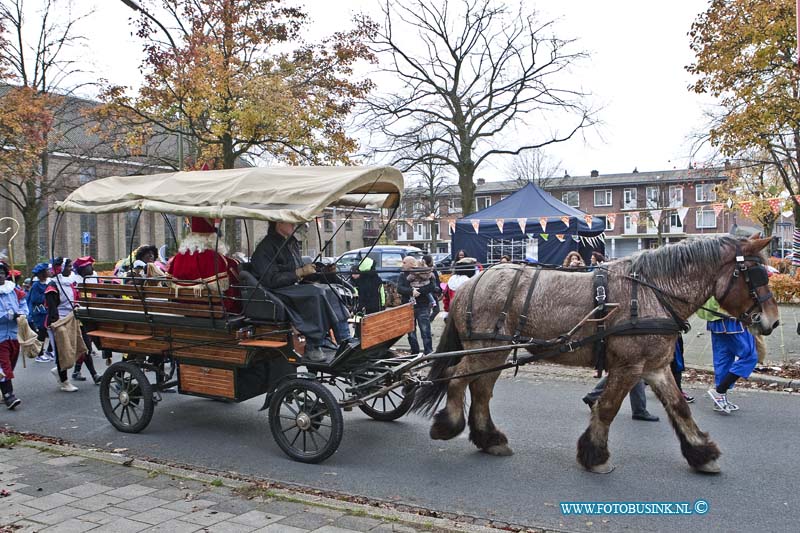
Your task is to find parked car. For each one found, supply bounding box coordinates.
[431,252,452,270]
[335,245,424,283]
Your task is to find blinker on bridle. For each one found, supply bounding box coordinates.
[718,244,772,325]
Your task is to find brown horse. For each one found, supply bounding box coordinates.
[412,235,779,474]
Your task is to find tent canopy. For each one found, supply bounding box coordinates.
[56,166,404,223]
[453,182,605,264]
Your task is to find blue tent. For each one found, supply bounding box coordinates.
[451,183,606,265]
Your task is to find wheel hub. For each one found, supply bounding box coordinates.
[296,412,312,430]
[118,390,130,406]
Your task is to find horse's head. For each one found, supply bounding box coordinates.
[714,235,779,335]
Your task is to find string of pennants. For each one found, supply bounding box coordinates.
[396,196,800,238]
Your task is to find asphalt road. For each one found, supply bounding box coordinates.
[3,361,798,533]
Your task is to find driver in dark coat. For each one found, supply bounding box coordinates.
[251,221,352,362]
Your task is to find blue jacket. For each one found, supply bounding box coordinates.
[0,282,29,342]
[26,280,47,329]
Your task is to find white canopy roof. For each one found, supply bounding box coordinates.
[56,166,404,223]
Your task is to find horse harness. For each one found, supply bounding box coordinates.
[459,263,690,373]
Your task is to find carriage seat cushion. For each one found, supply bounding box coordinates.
[238,263,287,322]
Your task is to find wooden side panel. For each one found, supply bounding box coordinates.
[360,304,415,349]
[179,364,234,399]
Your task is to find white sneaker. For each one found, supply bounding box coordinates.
[707,389,731,414]
[50,367,62,385]
[59,381,78,392]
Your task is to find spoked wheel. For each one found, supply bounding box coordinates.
[99,361,155,433]
[359,385,416,421]
[269,379,343,464]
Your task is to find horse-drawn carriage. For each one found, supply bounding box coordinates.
[55,165,781,474]
[55,166,421,463]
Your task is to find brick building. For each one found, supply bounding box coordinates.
[397,167,744,258]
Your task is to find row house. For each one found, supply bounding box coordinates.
[396,168,741,259]
[544,168,734,258]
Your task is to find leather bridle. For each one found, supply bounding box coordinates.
[717,244,773,326]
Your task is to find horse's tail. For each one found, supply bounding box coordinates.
[411,317,464,417]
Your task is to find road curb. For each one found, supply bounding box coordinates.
[5,433,562,533]
[685,364,798,389]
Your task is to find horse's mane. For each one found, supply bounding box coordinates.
[625,235,740,280]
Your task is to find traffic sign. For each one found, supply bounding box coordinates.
[82,232,90,245]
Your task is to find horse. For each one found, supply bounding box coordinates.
[411,235,779,474]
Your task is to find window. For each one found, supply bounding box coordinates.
[396,224,407,240]
[78,168,98,258]
[623,214,635,234]
[669,212,683,232]
[668,186,683,208]
[323,215,334,232]
[646,215,657,234]
[345,240,351,250]
[594,189,612,207]
[364,219,373,230]
[475,196,491,210]
[344,219,352,231]
[415,223,422,235]
[600,216,613,231]
[623,188,637,210]
[646,187,659,209]
[448,197,462,213]
[696,207,717,228]
[124,211,141,253]
[562,191,580,208]
[695,183,717,203]
[164,214,180,256]
[381,252,404,268]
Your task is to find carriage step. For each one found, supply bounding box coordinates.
[238,339,287,348]
[87,330,153,342]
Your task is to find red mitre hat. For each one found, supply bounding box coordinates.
[190,217,217,233]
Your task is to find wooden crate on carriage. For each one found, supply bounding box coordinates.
[359,303,414,349]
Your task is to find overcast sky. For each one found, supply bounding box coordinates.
[82,0,715,179]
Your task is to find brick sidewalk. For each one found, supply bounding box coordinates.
[0,437,499,533]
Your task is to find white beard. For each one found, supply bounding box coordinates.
[177,233,229,255]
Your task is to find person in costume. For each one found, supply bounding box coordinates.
[441,257,478,318]
[167,217,241,313]
[698,297,758,414]
[27,262,52,363]
[0,261,28,410]
[251,221,352,363]
[45,257,80,392]
[69,257,102,384]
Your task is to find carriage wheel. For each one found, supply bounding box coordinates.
[269,379,343,464]
[99,361,155,433]
[358,385,416,422]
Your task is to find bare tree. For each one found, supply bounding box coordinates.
[0,0,96,268]
[506,148,562,187]
[363,0,594,215]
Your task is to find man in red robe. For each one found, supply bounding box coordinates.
[167,217,241,313]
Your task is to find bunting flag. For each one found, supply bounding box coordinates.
[540,233,549,241]
[496,218,505,233]
[767,198,783,214]
[584,214,593,226]
[405,219,414,228]
[739,201,753,217]
[711,203,724,217]
[471,219,480,234]
[606,213,617,229]
[555,234,565,242]
[629,212,639,226]
[539,217,548,233]
[651,209,662,226]
[561,216,571,227]
[517,217,527,233]
[448,219,456,235]
[677,207,689,224]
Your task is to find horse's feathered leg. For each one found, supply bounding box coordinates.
[430,375,468,440]
[643,366,722,474]
[577,366,643,473]
[468,369,512,456]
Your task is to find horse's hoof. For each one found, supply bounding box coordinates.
[588,461,615,474]
[483,444,514,457]
[694,460,721,474]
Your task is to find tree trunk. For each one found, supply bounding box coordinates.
[221,134,238,251]
[458,165,476,217]
[22,203,40,271]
